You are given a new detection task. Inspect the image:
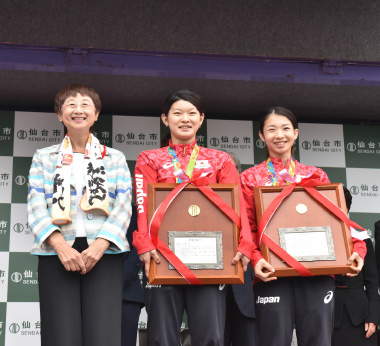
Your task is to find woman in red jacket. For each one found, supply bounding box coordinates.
[132,90,255,346]
[240,106,365,346]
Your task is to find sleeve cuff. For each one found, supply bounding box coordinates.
[132,231,156,255]
[237,238,254,259]
[353,238,367,260]
[251,250,264,268]
[39,226,61,250]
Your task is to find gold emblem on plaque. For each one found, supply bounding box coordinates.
[296,204,307,214]
[188,205,200,217]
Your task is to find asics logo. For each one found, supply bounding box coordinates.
[324,291,333,304]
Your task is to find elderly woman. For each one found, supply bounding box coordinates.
[27,84,131,346]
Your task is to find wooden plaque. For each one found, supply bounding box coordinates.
[148,183,244,285]
[254,183,356,277]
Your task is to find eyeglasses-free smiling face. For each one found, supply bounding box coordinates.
[259,113,299,160]
[161,100,204,144]
[57,93,99,135]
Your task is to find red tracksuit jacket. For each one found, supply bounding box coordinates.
[132,140,256,260]
[240,156,367,269]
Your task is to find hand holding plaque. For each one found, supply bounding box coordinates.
[346,251,364,277]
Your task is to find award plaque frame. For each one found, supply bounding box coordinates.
[254,183,355,277]
[148,183,244,285]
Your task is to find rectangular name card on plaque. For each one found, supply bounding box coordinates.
[254,183,355,277]
[148,183,244,285]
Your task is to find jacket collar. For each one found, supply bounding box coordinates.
[268,156,296,170]
[49,137,109,156]
[168,139,197,152]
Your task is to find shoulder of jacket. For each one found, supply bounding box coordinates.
[244,161,265,173]
[200,147,230,160]
[137,147,166,161]
[103,146,125,158]
[33,144,61,161]
[295,161,321,172]
[37,143,61,154]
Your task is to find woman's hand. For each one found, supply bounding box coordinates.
[231,251,250,271]
[139,249,160,278]
[81,238,110,273]
[365,322,377,338]
[345,252,363,277]
[47,231,86,274]
[254,258,277,282]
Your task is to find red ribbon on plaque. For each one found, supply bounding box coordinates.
[257,171,367,277]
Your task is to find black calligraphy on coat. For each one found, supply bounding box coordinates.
[53,174,65,211]
[86,162,107,205]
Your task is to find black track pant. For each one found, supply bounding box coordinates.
[144,280,227,346]
[38,237,123,346]
[254,276,334,346]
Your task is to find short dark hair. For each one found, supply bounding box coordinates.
[259,106,298,158]
[162,89,204,116]
[54,84,101,114]
[343,186,352,212]
[54,84,101,135]
[160,131,171,148]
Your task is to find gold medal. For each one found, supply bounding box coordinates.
[296,204,307,214]
[188,205,200,217]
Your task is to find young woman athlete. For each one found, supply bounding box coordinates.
[240,107,366,346]
[132,90,255,346]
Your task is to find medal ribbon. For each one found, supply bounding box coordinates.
[266,157,295,186]
[257,171,367,277]
[149,170,242,285]
[167,143,200,183]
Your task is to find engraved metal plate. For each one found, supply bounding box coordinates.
[296,203,308,214]
[188,205,200,217]
[278,226,336,262]
[168,231,223,270]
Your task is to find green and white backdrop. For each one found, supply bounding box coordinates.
[0,111,379,345]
